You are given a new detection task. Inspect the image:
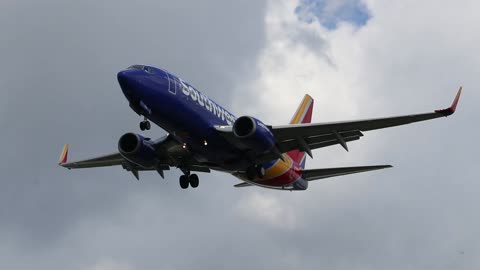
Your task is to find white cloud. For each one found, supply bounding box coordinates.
[2,0,480,269]
[235,191,299,230]
[83,258,133,270]
[234,0,477,165]
[233,0,361,126]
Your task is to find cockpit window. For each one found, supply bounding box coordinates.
[127,65,154,74]
[127,65,144,70]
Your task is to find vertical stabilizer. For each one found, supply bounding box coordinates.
[286,94,314,169]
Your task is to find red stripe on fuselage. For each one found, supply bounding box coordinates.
[254,159,302,187]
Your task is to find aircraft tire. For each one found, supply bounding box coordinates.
[140,122,146,131]
[179,175,189,189]
[189,174,199,188]
[145,121,151,130]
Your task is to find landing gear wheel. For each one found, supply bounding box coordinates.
[139,120,151,131]
[189,174,199,188]
[179,175,189,189]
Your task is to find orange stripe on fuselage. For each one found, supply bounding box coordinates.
[251,155,293,184]
[265,155,292,178]
[249,95,313,186]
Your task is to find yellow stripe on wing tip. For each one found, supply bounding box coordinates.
[59,144,69,164]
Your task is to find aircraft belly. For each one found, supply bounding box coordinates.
[233,156,308,190]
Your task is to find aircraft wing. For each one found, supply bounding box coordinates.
[58,145,124,169]
[270,87,461,154]
[58,135,211,179]
[216,87,462,163]
[215,87,461,161]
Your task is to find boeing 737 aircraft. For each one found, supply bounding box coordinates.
[58,65,462,190]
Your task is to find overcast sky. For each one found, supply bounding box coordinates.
[0,0,479,269]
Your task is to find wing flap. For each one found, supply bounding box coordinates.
[302,165,392,181]
[277,130,363,153]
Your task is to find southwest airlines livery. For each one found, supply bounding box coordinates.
[58,65,462,190]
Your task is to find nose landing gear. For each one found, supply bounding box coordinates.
[139,117,151,131]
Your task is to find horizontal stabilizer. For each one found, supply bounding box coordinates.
[302,165,392,181]
[234,182,253,188]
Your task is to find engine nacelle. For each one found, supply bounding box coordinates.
[118,133,157,168]
[232,116,276,153]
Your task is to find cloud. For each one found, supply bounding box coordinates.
[83,259,133,270]
[235,191,299,230]
[1,0,479,269]
[295,0,370,30]
[234,0,479,268]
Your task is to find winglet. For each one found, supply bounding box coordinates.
[58,144,69,165]
[435,86,462,116]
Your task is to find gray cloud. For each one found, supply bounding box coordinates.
[0,0,268,268]
[1,0,480,270]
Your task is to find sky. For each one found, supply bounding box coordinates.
[0,0,479,269]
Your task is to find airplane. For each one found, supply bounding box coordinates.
[58,65,462,190]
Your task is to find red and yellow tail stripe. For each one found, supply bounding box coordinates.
[290,94,314,124]
[250,94,315,187]
[287,94,314,167]
[58,144,69,164]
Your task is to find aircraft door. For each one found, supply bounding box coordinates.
[165,72,177,95]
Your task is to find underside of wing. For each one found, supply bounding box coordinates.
[214,88,461,163]
[58,135,213,179]
[303,165,392,181]
[271,87,462,156]
[273,87,461,143]
[58,144,124,169]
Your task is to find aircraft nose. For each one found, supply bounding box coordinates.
[118,70,142,100]
[117,70,132,92]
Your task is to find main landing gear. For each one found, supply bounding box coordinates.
[139,117,151,131]
[179,174,199,189]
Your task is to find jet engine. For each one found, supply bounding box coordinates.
[118,133,157,168]
[232,116,276,153]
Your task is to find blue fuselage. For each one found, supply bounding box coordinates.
[117,65,248,170]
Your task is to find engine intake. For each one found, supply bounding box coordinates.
[118,133,157,168]
[233,116,256,138]
[232,116,275,153]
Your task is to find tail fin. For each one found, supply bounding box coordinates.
[286,94,314,169]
